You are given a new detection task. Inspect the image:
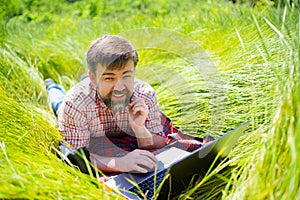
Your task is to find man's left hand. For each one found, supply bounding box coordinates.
[128,98,148,129]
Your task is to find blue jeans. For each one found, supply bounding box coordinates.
[47,83,65,116]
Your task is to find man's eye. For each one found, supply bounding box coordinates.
[123,75,132,79]
[104,77,114,81]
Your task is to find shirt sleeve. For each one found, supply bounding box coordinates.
[57,101,90,149]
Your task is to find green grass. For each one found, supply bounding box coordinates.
[0,0,299,199]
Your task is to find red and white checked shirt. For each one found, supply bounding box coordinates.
[57,78,164,149]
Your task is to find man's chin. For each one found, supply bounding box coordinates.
[106,95,131,111]
[110,100,129,111]
[111,104,126,111]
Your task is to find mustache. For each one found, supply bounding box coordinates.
[111,89,129,96]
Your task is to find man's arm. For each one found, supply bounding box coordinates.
[131,125,166,149]
[58,101,90,149]
[128,98,166,149]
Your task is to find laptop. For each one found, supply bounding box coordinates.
[104,120,250,199]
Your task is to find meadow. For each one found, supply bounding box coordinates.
[0,0,299,199]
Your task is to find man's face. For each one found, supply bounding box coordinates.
[90,60,135,111]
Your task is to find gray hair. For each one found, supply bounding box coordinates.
[86,35,139,75]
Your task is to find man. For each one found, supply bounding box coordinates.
[47,34,207,175]
[56,35,171,174]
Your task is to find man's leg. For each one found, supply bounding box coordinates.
[45,78,66,116]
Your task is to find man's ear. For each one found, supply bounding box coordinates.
[88,71,96,86]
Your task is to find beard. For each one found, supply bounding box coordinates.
[101,88,132,111]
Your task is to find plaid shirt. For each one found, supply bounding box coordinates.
[57,78,164,149]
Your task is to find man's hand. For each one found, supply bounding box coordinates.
[116,149,157,173]
[128,98,148,129]
[90,149,157,173]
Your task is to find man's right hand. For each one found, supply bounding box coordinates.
[116,149,157,173]
[90,149,157,174]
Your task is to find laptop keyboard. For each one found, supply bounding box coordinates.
[128,169,168,199]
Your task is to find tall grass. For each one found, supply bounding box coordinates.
[0,86,115,199]
[0,0,299,199]
[222,6,300,199]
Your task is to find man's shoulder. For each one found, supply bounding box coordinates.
[134,78,155,92]
[64,78,95,107]
[134,78,156,100]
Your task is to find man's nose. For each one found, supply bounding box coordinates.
[113,79,125,91]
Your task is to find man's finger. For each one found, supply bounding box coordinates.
[136,149,157,162]
[132,106,147,115]
[132,149,156,160]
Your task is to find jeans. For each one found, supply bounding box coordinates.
[47,83,65,116]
